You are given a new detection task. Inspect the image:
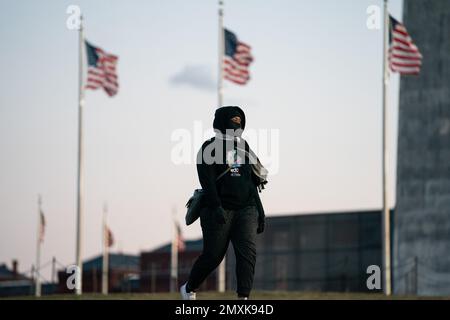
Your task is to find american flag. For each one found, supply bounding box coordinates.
[388,15,422,75]
[175,221,185,252]
[223,28,254,85]
[105,224,114,248]
[85,41,119,96]
[39,210,45,243]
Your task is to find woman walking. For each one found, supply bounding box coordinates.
[181,106,267,300]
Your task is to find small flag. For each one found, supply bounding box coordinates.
[85,41,119,96]
[105,225,114,248]
[388,15,422,75]
[175,221,185,252]
[39,210,45,243]
[223,29,254,85]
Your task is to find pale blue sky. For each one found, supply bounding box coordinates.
[0,0,403,279]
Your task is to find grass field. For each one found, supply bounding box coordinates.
[3,291,449,300]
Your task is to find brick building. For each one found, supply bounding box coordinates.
[140,239,218,292]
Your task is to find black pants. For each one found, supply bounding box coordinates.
[187,205,258,297]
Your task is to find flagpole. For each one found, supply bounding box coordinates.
[51,257,56,283]
[170,207,178,292]
[102,203,109,295]
[75,14,85,296]
[35,195,42,297]
[217,0,226,293]
[218,0,224,108]
[381,0,392,296]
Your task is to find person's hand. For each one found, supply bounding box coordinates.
[212,206,226,225]
[257,218,265,234]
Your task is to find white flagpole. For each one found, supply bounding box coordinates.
[381,0,392,296]
[102,204,109,295]
[170,207,178,292]
[217,0,226,293]
[218,0,224,108]
[35,195,42,297]
[51,257,56,283]
[75,14,85,296]
[31,264,35,295]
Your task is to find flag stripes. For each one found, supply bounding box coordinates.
[85,41,119,96]
[105,225,114,248]
[223,29,254,85]
[388,15,422,75]
[39,210,45,243]
[175,221,185,252]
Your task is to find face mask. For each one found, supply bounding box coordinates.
[225,120,242,137]
[227,120,241,130]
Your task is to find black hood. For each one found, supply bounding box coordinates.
[213,106,246,134]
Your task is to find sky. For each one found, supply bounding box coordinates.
[0,0,403,280]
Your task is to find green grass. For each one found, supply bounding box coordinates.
[3,291,449,300]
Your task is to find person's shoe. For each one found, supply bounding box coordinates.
[237,296,248,300]
[180,283,196,300]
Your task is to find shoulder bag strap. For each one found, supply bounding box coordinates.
[215,166,231,181]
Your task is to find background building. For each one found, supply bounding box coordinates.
[0,260,57,297]
[140,239,218,292]
[394,0,450,296]
[57,253,139,294]
[0,260,24,282]
[139,210,384,294]
[227,210,383,293]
